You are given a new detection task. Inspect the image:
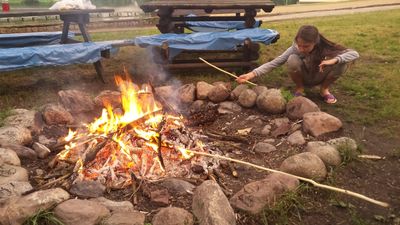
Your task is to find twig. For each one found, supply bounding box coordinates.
[37,172,72,190]
[149,82,180,115]
[130,171,141,205]
[357,154,385,160]
[205,131,249,144]
[211,141,242,150]
[155,113,167,170]
[187,150,389,208]
[199,57,257,86]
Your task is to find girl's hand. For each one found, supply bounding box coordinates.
[319,58,339,72]
[236,72,256,83]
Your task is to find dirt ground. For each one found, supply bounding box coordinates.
[1,2,400,224]
[1,54,399,225]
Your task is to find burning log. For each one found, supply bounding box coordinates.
[83,139,108,165]
[155,113,167,170]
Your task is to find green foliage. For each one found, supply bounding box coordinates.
[349,210,369,225]
[280,88,294,102]
[1,8,400,131]
[337,144,361,165]
[258,9,400,126]
[272,0,299,6]
[390,148,400,158]
[0,108,12,127]
[329,199,372,225]
[260,185,307,225]
[23,209,64,225]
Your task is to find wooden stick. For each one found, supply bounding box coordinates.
[198,57,257,86]
[205,131,249,144]
[37,172,72,190]
[188,150,389,208]
[358,154,385,160]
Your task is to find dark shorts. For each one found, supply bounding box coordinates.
[287,54,348,86]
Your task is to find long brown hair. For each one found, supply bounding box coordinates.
[295,25,347,73]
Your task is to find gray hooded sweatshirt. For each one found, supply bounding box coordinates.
[253,42,359,77]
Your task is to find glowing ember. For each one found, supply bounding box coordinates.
[57,76,214,188]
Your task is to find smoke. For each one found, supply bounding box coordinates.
[127,46,186,112]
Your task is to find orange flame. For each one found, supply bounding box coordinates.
[58,75,203,187]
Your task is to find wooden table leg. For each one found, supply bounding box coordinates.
[93,61,105,83]
[157,7,176,33]
[244,9,257,28]
[60,13,106,83]
[60,20,70,44]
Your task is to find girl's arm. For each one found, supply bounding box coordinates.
[252,44,297,77]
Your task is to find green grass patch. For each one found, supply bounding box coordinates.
[1,9,400,130]
[0,108,12,127]
[337,144,362,165]
[280,87,294,102]
[256,10,400,126]
[260,185,308,225]
[23,209,64,225]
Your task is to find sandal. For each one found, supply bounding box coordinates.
[293,91,306,97]
[322,93,337,104]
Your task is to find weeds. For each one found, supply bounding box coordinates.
[390,148,400,158]
[0,108,12,127]
[337,144,361,165]
[23,209,64,225]
[260,184,308,225]
[280,88,294,102]
[329,199,369,225]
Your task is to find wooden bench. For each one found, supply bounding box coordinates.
[134,28,279,72]
[0,38,135,74]
[137,1,278,71]
[0,9,114,82]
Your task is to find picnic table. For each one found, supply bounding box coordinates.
[139,0,275,33]
[0,8,114,82]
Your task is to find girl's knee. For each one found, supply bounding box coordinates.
[328,63,349,79]
[287,54,303,72]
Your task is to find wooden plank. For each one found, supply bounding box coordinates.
[0,9,114,18]
[140,1,275,13]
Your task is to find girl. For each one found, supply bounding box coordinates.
[236,25,359,104]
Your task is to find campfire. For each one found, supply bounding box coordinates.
[54,76,216,189]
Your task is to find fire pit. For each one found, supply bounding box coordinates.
[0,75,387,225]
[51,76,218,189]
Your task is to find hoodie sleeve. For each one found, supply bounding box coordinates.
[252,44,297,77]
[334,49,360,64]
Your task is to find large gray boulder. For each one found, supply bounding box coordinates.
[192,180,236,225]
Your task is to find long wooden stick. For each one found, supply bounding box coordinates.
[188,150,389,208]
[199,57,257,86]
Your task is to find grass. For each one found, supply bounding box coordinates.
[260,184,308,225]
[0,108,12,126]
[255,10,400,126]
[23,209,64,225]
[337,144,362,165]
[1,9,400,131]
[114,9,399,129]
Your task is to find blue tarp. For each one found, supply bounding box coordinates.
[0,42,112,71]
[0,31,75,48]
[134,28,279,60]
[186,20,262,32]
